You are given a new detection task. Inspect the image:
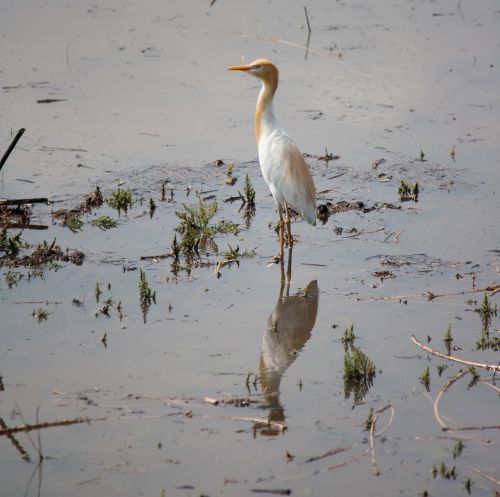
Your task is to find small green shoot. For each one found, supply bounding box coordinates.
[398,179,419,202]
[171,234,181,262]
[95,282,102,303]
[341,324,356,352]
[452,439,464,459]
[419,149,425,161]
[439,462,456,480]
[464,477,472,495]
[239,174,256,207]
[149,197,156,218]
[4,270,23,288]
[90,216,118,230]
[431,465,438,479]
[107,187,132,214]
[436,364,448,377]
[224,244,240,260]
[32,307,49,323]
[467,367,480,390]
[419,366,430,391]
[174,197,239,256]
[0,229,27,257]
[475,293,499,351]
[139,268,155,323]
[62,213,83,233]
[342,326,376,404]
[443,323,453,355]
[225,163,237,185]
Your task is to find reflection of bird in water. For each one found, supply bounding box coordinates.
[227,59,316,261]
[258,251,319,436]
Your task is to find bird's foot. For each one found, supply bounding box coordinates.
[272,255,282,264]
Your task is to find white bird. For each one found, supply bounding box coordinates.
[228,58,316,260]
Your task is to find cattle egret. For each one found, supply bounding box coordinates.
[228,58,316,260]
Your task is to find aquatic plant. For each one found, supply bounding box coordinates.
[239,173,256,207]
[475,293,499,351]
[341,324,356,352]
[398,179,419,202]
[452,439,464,459]
[341,326,376,404]
[90,215,118,230]
[4,270,23,288]
[63,213,83,233]
[32,307,49,322]
[149,197,156,218]
[436,364,448,377]
[174,197,239,255]
[139,268,155,323]
[0,229,27,257]
[107,187,132,214]
[419,366,430,391]
[443,323,453,355]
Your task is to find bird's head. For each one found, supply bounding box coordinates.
[227,58,279,87]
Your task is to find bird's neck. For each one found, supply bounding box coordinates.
[255,78,278,143]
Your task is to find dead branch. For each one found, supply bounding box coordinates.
[0,128,25,172]
[433,370,500,431]
[369,404,392,476]
[433,369,469,429]
[327,448,370,471]
[0,197,48,206]
[411,335,500,372]
[0,416,105,436]
[303,446,350,464]
[0,418,30,461]
[230,415,286,432]
[214,258,240,276]
[472,466,500,486]
[356,283,500,302]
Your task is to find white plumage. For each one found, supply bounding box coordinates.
[228,58,317,259]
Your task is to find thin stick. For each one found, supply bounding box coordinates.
[0,416,103,436]
[230,415,286,432]
[303,446,350,464]
[369,404,391,476]
[303,6,312,34]
[0,418,30,461]
[433,370,469,429]
[472,466,500,486]
[0,197,48,206]
[411,335,500,372]
[0,128,25,172]
[356,283,500,302]
[327,448,370,471]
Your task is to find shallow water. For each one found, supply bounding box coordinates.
[1,1,499,496]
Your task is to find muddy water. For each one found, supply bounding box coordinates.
[1,1,499,496]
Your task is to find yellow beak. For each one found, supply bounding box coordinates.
[227,64,252,71]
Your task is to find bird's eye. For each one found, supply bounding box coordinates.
[252,64,261,70]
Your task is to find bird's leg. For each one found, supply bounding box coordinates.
[285,246,292,294]
[284,204,293,248]
[278,208,285,262]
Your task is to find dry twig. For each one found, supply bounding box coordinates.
[0,416,104,436]
[411,335,500,372]
[472,466,500,486]
[369,404,392,476]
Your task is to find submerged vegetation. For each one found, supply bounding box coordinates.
[341,325,376,404]
[139,268,155,323]
[398,179,419,202]
[475,293,499,351]
[107,187,132,214]
[90,215,118,230]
